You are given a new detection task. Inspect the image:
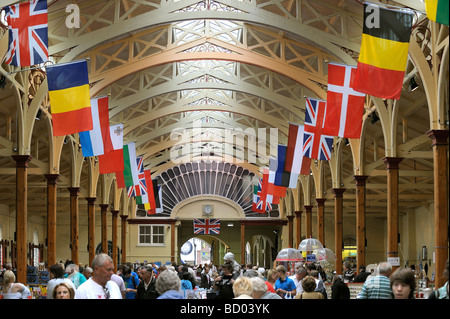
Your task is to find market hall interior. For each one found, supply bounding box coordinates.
[0,0,448,293]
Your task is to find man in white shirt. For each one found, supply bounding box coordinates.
[289,266,307,295]
[76,253,122,299]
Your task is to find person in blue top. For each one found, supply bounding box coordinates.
[274,265,297,298]
[121,265,140,299]
[180,272,193,291]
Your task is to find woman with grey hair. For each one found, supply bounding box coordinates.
[232,276,253,299]
[251,276,282,299]
[156,268,184,299]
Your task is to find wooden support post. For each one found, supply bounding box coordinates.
[99,204,109,254]
[332,188,346,275]
[353,175,368,273]
[304,205,313,239]
[12,155,32,285]
[44,174,59,267]
[316,198,326,245]
[287,215,294,248]
[171,222,176,264]
[110,209,119,271]
[240,222,246,264]
[294,211,302,248]
[120,215,128,264]
[427,130,449,288]
[68,187,80,265]
[383,157,403,272]
[86,197,97,267]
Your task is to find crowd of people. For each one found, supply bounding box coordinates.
[1,254,448,300]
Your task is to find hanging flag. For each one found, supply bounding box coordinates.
[353,3,414,100]
[47,60,92,136]
[3,0,48,67]
[136,171,156,213]
[116,171,126,189]
[98,124,124,174]
[147,179,161,215]
[285,123,311,181]
[152,185,164,215]
[262,167,276,208]
[122,142,139,187]
[252,182,265,213]
[268,149,288,197]
[152,179,161,210]
[303,98,334,161]
[127,156,144,197]
[425,0,449,25]
[252,176,272,213]
[79,96,112,157]
[193,219,221,235]
[272,144,298,189]
[323,63,366,139]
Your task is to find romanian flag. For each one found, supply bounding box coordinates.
[353,3,414,100]
[425,0,449,25]
[47,60,92,136]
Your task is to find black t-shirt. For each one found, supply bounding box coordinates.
[216,274,235,299]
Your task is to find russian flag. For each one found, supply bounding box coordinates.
[79,96,112,157]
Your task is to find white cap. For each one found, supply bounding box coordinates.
[224,252,235,261]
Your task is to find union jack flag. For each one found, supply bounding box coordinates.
[127,156,144,197]
[251,177,272,213]
[193,219,220,235]
[303,98,334,161]
[3,0,48,67]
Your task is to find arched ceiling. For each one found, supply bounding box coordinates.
[0,0,443,218]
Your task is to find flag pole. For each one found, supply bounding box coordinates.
[6,57,90,75]
[363,1,424,14]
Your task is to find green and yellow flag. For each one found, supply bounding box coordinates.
[426,0,449,25]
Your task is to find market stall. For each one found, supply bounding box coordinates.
[273,248,304,276]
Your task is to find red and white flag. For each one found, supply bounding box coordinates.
[98,124,124,175]
[284,123,311,177]
[323,63,366,139]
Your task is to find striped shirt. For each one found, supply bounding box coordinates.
[357,275,391,299]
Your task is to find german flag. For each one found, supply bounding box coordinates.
[47,60,92,136]
[353,3,414,100]
[426,0,449,26]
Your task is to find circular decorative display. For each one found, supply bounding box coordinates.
[180,241,193,255]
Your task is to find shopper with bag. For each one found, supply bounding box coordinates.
[274,265,296,299]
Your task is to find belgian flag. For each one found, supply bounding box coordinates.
[353,3,414,100]
[47,60,93,136]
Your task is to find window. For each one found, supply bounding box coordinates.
[138,225,165,246]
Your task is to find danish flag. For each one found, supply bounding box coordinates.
[3,0,48,67]
[303,98,334,161]
[323,63,366,138]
